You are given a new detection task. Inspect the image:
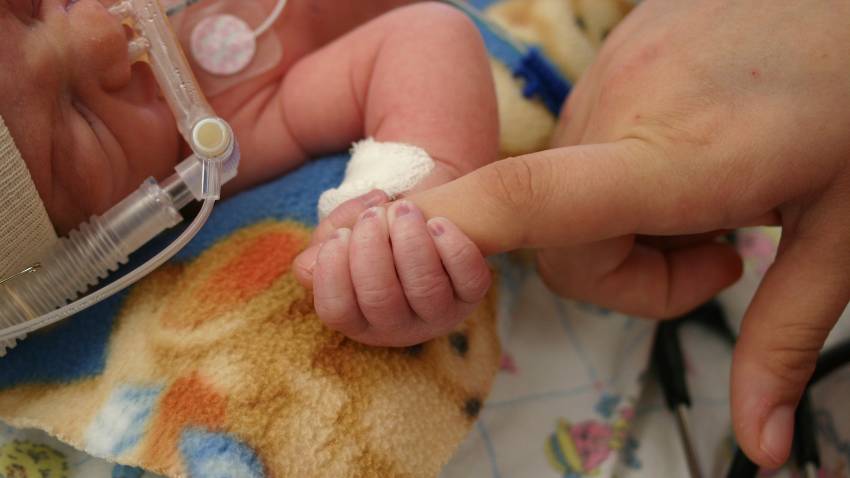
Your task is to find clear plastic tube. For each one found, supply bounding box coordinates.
[0,0,241,353]
[253,0,287,37]
[113,0,234,178]
[0,197,215,347]
[114,0,215,143]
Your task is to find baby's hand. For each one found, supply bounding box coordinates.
[294,192,491,347]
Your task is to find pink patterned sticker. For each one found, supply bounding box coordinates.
[191,14,257,76]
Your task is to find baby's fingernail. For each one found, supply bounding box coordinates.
[395,202,411,218]
[391,200,421,220]
[760,405,794,465]
[299,257,317,280]
[299,251,317,271]
[363,190,387,208]
[428,219,445,237]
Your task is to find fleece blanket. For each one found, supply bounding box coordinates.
[6,1,848,477]
[30,2,846,478]
[0,154,503,478]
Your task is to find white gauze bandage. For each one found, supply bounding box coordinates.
[318,139,435,219]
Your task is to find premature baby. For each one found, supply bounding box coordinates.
[0,0,498,346]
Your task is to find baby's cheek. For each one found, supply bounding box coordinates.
[137,104,181,177]
[108,88,180,188]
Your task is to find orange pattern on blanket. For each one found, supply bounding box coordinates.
[201,231,303,304]
[143,373,227,468]
[161,225,310,330]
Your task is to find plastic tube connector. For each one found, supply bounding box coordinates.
[0,0,243,355]
[192,117,233,199]
[0,178,182,353]
[175,140,241,202]
[193,118,231,158]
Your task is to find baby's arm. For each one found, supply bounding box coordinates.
[277,4,498,346]
[245,2,498,191]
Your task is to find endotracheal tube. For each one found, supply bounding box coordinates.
[0,0,241,354]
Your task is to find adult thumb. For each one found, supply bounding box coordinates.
[731,221,850,467]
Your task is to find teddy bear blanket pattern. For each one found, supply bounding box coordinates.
[0,156,502,478]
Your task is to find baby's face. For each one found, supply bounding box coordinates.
[0,0,178,233]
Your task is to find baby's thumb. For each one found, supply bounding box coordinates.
[294,245,320,289]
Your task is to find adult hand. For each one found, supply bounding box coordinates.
[404,0,850,467]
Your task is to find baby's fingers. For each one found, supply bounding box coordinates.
[296,190,389,287]
[388,201,456,330]
[312,229,369,337]
[313,190,389,245]
[427,217,492,304]
[350,207,415,331]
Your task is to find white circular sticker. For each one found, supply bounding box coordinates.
[191,14,257,76]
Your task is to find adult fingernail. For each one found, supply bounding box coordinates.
[760,405,794,465]
[363,190,387,208]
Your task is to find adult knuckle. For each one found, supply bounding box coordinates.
[479,159,540,214]
[762,345,819,385]
[760,322,829,384]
